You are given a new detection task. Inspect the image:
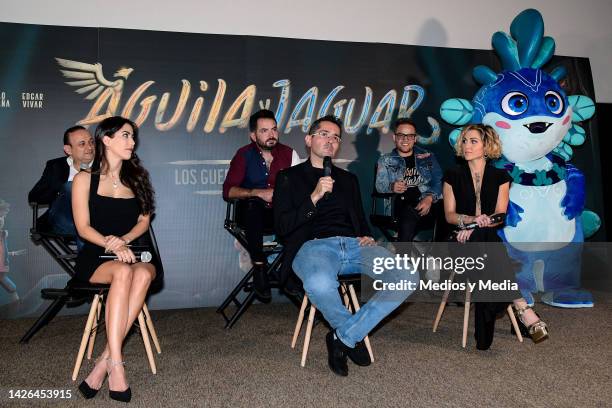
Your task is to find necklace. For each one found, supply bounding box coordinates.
[472,171,482,215]
[109,173,119,189]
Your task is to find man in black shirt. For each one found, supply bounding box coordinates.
[274,115,416,376]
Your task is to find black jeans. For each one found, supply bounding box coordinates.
[393,196,421,242]
[237,199,274,264]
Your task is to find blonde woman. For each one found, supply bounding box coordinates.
[443,124,548,349]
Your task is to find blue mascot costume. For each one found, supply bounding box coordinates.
[440,9,600,308]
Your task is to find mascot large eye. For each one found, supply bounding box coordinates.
[545,91,564,115]
[501,92,529,116]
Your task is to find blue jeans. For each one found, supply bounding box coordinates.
[48,182,83,250]
[292,236,416,348]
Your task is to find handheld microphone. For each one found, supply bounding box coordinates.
[463,213,505,230]
[452,213,506,237]
[99,251,153,263]
[323,156,332,199]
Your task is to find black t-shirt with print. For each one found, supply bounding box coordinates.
[399,154,422,206]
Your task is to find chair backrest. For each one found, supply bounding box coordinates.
[370,163,396,218]
[147,224,164,278]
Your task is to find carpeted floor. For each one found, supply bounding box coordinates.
[1,301,611,407]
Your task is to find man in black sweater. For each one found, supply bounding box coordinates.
[274,116,416,376]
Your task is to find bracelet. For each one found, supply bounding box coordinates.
[457,214,465,229]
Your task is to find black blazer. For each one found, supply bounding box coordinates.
[273,161,371,282]
[28,157,70,205]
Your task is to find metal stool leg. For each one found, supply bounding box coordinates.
[20,296,67,343]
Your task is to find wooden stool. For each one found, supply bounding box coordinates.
[291,282,374,367]
[432,271,523,347]
[72,294,161,381]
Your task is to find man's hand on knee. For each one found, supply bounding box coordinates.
[357,236,376,247]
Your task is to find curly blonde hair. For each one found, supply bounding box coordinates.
[454,124,503,159]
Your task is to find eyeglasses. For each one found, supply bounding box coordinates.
[395,132,417,140]
[311,130,341,144]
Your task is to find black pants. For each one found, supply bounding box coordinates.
[460,227,521,349]
[394,197,421,242]
[237,199,274,264]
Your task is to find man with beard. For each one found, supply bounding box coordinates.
[223,109,300,301]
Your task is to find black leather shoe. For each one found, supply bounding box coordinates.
[282,274,304,298]
[252,264,271,302]
[326,331,348,376]
[346,340,371,366]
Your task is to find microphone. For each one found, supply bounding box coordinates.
[99,251,153,263]
[323,156,332,199]
[462,213,506,230]
[452,213,506,239]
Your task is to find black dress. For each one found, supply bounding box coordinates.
[75,173,162,285]
[443,163,521,349]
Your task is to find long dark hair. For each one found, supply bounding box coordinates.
[93,116,155,215]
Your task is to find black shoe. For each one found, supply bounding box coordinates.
[282,274,303,298]
[78,380,99,399]
[109,388,132,403]
[107,359,132,403]
[252,264,271,302]
[325,331,348,376]
[346,340,371,366]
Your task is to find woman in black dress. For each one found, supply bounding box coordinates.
[73,116,160,402]
[443,124,549,350]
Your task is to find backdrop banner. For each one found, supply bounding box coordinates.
[0,22,603,318]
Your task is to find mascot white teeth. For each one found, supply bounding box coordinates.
[440,8,600,308]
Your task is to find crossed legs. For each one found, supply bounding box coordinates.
[293,237,416,348]
[83,261,156,392]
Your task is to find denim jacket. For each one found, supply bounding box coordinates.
[375,146,443,215]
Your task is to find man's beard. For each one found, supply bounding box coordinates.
[257,139,277,151]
